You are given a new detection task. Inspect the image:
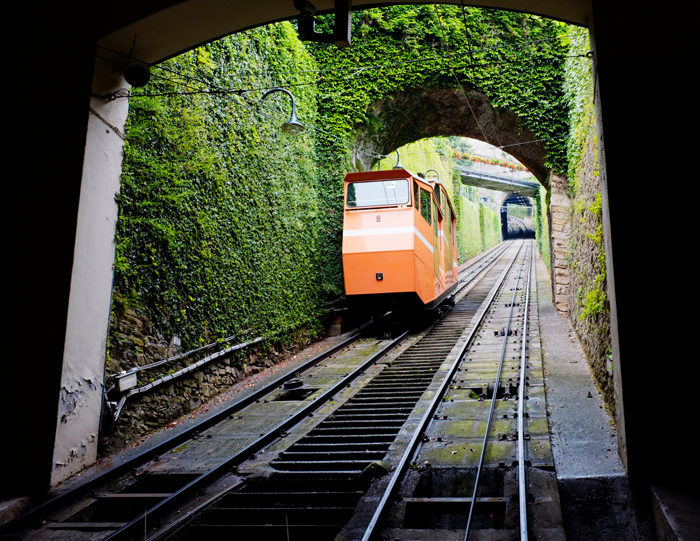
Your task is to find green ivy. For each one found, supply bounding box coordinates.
[111,7,577,365]
[310,6,572,174]
[115,23,324,350]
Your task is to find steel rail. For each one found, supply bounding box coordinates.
[453,241,512,304]
[458,240,511,281]
[517,240,534,540]
[0,328,369,536]
[464,241,530,541]
[104,330,411,541]
[361,241,523,541]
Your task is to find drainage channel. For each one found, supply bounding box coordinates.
[155,243,521,541]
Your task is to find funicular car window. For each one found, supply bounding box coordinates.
[420,188,431,224]
[346,179,410,207]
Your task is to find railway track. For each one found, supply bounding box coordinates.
[355,239,564,541]
[1,240,562,541]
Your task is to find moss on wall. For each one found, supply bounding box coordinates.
[563,29,613,410]
[115,24,324,357]
[534,183,551,268]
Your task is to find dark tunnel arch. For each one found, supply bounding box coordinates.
[500,192,534,239]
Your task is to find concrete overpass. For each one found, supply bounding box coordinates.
[457,167,540,197]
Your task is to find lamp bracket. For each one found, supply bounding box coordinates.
[295,0,351,48]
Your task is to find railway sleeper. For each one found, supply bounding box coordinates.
[350,392,425,399]
[307,426,402,435]
[182,523,346,539]
[334,404,415,411]
[347,396,423,403]
[278,451,387,461]
[291,434,397,443]
[271,460,375,471]
[192,506,356,525]
[318,419,407,427]
[217,490,364,507]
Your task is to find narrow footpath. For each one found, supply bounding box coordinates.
[536,252,653,541]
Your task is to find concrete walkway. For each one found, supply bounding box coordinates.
[536,255,624,479]
[535,252,652,541]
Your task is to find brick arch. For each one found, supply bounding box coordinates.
[352,86,549,185]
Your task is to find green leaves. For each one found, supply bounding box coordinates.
[112,8,582,371]
[114,22,325,353]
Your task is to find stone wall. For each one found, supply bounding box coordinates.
[101,298,317,455]
[548,173,572,313]
[566,126,614,410]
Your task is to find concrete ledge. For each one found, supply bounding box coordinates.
[0,497,32,527]
[651,484,700,541]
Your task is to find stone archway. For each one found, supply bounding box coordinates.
[352,86,550,185]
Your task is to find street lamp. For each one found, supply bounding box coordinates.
[392,149,404,170]
[425,169,440,181]
[260,88,305,134]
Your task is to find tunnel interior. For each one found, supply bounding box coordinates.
[6,6,697,536]
[501,193,535,240]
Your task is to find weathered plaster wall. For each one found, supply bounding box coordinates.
[50,56,128,486]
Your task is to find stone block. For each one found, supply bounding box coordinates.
[551,194,572,208]
[555,301,569,312]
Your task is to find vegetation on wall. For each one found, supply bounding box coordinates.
[113,23,324,363]
[113,7,574,356]
[311,6,572,175]
[533,183,550,268]
[108,7,577,436]
[562,28,613,409]
[305,6,571,283]
[565,28,606,322]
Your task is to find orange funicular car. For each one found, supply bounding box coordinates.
[342,168,459,312]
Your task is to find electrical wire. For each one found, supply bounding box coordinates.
[432,2,494,147]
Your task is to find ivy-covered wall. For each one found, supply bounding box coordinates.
[533,184,551,268]
[563,29,613,409]
[112,23,323,364]
[310,6,571,178]
[105,24,329,450]
[106,7,576,448]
